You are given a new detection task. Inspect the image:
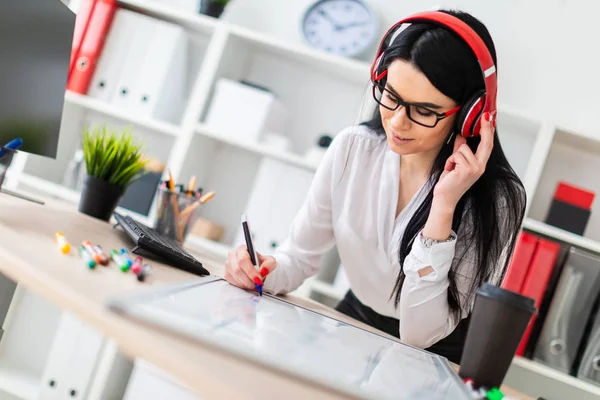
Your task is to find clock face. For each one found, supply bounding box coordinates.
[302,0,378,57]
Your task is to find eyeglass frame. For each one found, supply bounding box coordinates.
[371,82,462,128]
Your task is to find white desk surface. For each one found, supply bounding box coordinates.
[0,194,532,400]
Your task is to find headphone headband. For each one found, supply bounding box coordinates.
[370,11,497,137]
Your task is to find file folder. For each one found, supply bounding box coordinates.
[88,9,138,102]
[69,0,97,78]
[533,248,600,374]
[127,19,187,122]
[38,312,106,399]
[108,12,155,109]
[577,301,600,385]
[515,239,560,356]
[67,0,117,94]
[501,231,539,293]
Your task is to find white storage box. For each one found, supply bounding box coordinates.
[204,78,289,143]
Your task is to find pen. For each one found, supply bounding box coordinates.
[55,232,71,254]
[79,245,96,269]
[187,176,196,196]
[82,241,102,264]
[92,244,110,265]
[131,256,143,274]
[180,191,216,219]
[241,214,263,296]
[110,249,130,272]
[167,170,183,242]
[119,248,133,267]
[0,138,23,158]
[136,264,151,282]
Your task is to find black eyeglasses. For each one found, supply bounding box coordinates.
[372,83,461,128]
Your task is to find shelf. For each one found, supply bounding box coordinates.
[522,218,600,254]
[507,356,600,399]
[196,123,319,172]
[0,363,40,400]
[64,91,181,137]
[118,0,219,35]
[118,0,370,83]
[309,280,346,301]
[185,234,231,262]
[18,174,81,204]
[17,175,155,227]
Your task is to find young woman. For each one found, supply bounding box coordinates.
[224,9,526,364]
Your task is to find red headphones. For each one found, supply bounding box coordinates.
[370,11,497,138]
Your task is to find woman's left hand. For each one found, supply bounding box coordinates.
[433,111,496,210]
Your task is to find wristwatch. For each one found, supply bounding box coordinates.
[419,230,457,248]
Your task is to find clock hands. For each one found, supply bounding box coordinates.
[336,20,370,31]
[318,9,343,31]
[317,9,371,32]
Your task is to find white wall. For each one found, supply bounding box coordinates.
[221,0,599,137]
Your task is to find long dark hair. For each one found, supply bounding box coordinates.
[362,10,526,319]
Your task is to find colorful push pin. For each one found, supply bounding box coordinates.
[131,256,143,275]
[486,388,503,400]
[92,244,110,265]
[110,250,130,272]
[136,264,151,282]
[79,245,95,269]
[120,248,133,267]
[55,232,71,254]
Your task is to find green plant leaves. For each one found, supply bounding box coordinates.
[82,124,149,187]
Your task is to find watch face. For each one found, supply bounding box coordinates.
[302,0,378,57]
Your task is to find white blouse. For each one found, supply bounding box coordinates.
[262,125,501,349]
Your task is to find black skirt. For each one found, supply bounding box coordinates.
[335,290,470,364]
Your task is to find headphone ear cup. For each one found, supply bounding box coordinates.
[456,91,485,137]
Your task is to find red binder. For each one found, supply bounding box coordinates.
[515,238,560,356]
[501,231,538,293]
[67,0,117,94]
[68,0,97,79]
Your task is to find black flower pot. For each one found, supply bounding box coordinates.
[199,1,226,18]
[78,175,125,222]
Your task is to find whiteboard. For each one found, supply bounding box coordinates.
[107,277,470,400]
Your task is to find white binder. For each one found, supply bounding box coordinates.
[127,19,187,123]
[87,9,138,102]
[108,13,155,109]
[38,313,105,400]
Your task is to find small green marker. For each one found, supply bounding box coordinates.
[79,246,96,269]
[110,249,130,272]
[486,387,503,400]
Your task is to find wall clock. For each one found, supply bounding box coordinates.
[301,0,379,58]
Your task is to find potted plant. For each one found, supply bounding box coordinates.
[199,0,231,18]
[79,125,148,221]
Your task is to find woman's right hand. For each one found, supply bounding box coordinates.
[224,245,277,290]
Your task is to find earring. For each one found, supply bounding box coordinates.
[446,131,455,145]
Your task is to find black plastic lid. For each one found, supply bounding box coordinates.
[477,283,536,313]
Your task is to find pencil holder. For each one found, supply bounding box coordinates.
[154,187,203,244]
[0,147,16,190]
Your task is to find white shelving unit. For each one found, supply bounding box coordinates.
[4,1,600,398]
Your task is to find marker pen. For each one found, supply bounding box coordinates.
[241,214,263,296]
[110,249,130,272]
[92,244,110,265]
[131,256,143,275]
[79,246,96,269]
[82,241,101,264]
[55,232,71,254]
[119,248,133,267]
[0,138,23,157]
